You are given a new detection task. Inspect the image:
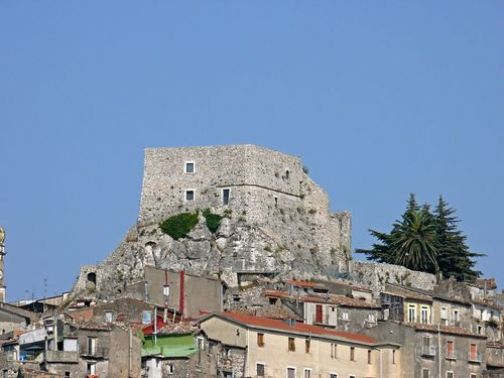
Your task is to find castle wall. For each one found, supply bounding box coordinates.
[139,145,303,226]
[351,261,437,296]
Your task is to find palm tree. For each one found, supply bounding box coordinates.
[392,207,440,277]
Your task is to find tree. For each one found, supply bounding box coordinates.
[434,196,483,282]
[357,194,439,276]
[357,194,483,281]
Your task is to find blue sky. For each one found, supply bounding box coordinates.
[0,1,502,301]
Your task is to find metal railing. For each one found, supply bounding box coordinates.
[421,346,436,357]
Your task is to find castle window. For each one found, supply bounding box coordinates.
[274,197,278,206]
[222,189,230,205]
[185,162,195,173]
[285,169,290,179]
[185,190,195,201]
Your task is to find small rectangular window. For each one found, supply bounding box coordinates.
[368,349,372,364]
[304,369,311,378]
[87,337,97,355]
[64,373,70,378]
[167,363,174,374]
[105,312,113,323]
[287,368,296,378]
[257,333,264,347]
[421,306,429,324]
[350,346,355,361]
[87,363,96,374]
[185,162,195,173]
[222,188,230,205]
[185,190,195,201]
[408,304,416,323]
[256,363,265,377]
[163,285,170,297]
[330,343,338,359]
[392,349,396,364]
[197,337,204,350]
[470,343,478,361]
[342,312,349,321]
[288,337,295,352]
[422,369,430,378]
[446,372,454,378]
[305,339,310,353]
[330,374,338,378]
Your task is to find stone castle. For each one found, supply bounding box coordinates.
[74,144,352,296]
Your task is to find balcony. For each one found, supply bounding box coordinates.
[468,351,483,364]
[81,347,109,359]
[46,350,79,363]
[421,346,436,357]
[446,352,456,360]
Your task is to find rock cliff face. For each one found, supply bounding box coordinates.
[73,145,352,297]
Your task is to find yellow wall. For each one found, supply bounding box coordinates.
[245,328,399,378]
[404,301,432,324]
[200,317,248,348]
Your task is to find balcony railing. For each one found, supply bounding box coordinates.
[421,346,436,357]
[81,347,109,359]
[468,352,482,363]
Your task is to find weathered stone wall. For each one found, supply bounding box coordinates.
[351,261,437,296]
[88,145,352,295]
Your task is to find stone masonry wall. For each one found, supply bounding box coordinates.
[351,261,437,296]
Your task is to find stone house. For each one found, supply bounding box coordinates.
[120,267,224,320]
[366,321,486,378]
[141,325,212,378]
[486,342,504,372]
[199,312,400,378]
[302,294,381,333]
[0,302,38,334]
[76,322,141,378]
[381,284,434,324]
[472,300,502,341]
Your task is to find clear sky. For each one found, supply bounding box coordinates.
[0,1,502,301]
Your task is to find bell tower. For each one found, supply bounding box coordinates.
[0,226,6,302]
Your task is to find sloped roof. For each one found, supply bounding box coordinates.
[264,290,379,309]
[383,284,433,302]
[302,294,380,309]
[213,312,378,345]
[142,333,197,358]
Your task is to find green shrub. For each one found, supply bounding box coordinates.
[203,209,222,234]
[160,212,199,240]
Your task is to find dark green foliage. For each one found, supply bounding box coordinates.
[357,194,483,282]
[203,209,222,233]
[160,212,199,240]
[434,196,484,282]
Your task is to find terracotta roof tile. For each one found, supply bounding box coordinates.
[218,311,377,344]
[286,280,323,288]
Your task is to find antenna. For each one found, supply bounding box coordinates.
[44,278,48,298]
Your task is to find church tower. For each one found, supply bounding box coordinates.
[0,226,6,302]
